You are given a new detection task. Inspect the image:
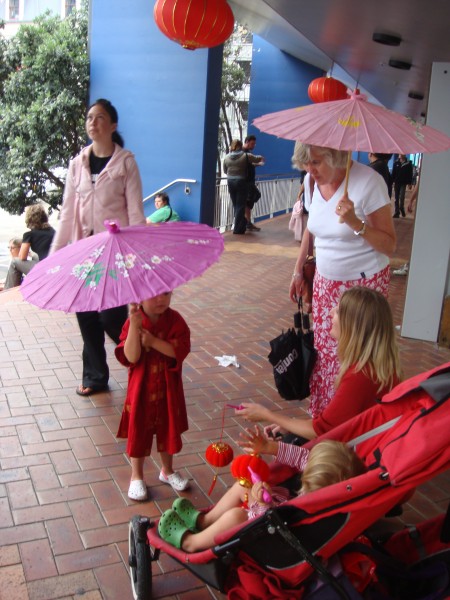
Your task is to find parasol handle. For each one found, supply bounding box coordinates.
[339,151,352,223]
[343,150,352,195]
[104,220,121,233]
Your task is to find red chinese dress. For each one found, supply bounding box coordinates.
[115,307,190,458]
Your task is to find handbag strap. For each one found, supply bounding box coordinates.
[297,298,311,331]
[164,207,173,222]
[307,176,315,256]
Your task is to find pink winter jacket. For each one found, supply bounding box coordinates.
[50,144,146,253]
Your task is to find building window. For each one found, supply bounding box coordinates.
[9,0,20,19]
[65,0,76,16]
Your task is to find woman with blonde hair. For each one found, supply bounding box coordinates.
[4,204,54,289]
[239,286,401,441]
[288,143,396,418]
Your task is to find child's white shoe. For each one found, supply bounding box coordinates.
[128,479,148,501]
[159,470,189,491]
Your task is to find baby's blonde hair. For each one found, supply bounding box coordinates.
[301,440,366,494]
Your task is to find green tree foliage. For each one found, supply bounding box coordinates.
[0,5,89,215]
[218,25,251,177]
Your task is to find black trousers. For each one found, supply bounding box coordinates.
[76,305,128,389]
[228,178,248,234]
[394,183,407,215]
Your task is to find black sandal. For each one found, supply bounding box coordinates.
[75,385,108,397]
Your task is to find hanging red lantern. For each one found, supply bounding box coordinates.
[205,441,234,495]
[308,76,348,103]
[206,442,234,468]
[154,0,235,51]
[231,454,270,488]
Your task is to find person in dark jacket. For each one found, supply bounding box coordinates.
[223,139,263,235]
[392,154,413,217]
[368,153,392,195]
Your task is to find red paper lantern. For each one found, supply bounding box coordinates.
[205,442,234,468]
[308,77,348,103]
[154,0,235,51]
[231,454,270,488]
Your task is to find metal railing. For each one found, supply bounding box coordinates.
[143,179,196,205]
[214,174,301,231]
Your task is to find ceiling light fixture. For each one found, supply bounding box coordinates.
[388,58,412,70]
[408,91,424,100]
[372,32,402,46]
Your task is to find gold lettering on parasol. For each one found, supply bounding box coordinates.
[338,116,360,128]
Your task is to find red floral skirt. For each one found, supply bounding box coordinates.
[308,266,390,418]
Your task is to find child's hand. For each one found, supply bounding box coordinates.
[250,481,272,506]
[239,425,273,455]
[140,329,155,352]
[129,304,143,330]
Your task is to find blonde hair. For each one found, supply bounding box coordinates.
[230,139,243,152]
[335,286,401,393]
[292,142,348,170]
[301,440,366,494]
[25,204,50,230]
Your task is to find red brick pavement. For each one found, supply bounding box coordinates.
[1,214,449,599]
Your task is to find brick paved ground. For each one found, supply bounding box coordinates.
[1,212,449,600]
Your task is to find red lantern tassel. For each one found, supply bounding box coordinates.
[208,473,218,496]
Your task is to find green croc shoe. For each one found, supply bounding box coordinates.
[172,497,201,531]
[158,509,190,549]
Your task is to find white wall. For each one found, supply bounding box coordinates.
[401,63,450,341]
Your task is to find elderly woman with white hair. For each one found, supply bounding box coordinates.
[289,143,396,418]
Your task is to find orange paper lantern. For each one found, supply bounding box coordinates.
[231,454,270,488]
[154,0,235,51]
[308,76,348,103]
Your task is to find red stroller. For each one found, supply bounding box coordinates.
[128,362,450,599]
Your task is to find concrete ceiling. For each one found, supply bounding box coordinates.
[228,0,450,121]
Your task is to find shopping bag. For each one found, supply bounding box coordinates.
[268,300,316,401]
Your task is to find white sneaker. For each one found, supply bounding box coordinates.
[393,264,409,276]
[159,470,190,491]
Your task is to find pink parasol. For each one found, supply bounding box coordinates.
[21,220,224,312]
[253,91,450,154]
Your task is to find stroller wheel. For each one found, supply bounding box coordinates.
[129,516,152,600]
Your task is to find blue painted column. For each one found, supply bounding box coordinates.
[89,0,223,225]
[247,36,323,176]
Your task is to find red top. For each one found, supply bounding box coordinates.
[313,366,396,437]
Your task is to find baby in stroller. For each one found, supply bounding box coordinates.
[158,436,366,552]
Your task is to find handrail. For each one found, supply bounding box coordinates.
[143,179,196,203]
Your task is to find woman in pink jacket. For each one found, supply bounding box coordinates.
[51,99,146,397]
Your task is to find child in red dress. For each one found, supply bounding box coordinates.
[116,292,191,501]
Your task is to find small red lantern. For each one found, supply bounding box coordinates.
[206,442,234,468]
[308,76,348,103]
[154,0,235,51]
[205,441,234,495]
[231,454,270,488]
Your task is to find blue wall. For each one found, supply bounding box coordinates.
[247,36,323,176]
[89,0,222,224]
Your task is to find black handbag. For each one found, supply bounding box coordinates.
[268,299,316,401]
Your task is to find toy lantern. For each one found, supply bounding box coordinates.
[308,76,348,103]
[205,441,234,495]
[206,442,234,468]
[154,0,235,51]
[231,454,270,488]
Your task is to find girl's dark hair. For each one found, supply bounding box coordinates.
[89,98,125,147]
